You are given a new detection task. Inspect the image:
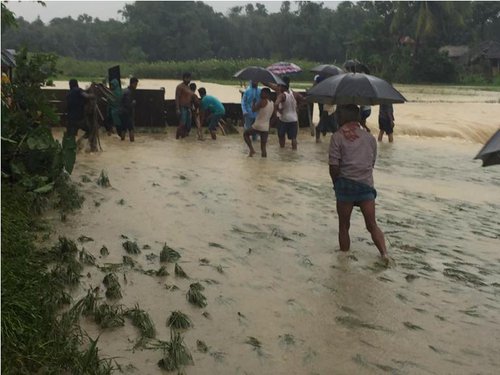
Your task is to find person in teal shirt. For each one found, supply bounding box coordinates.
[198,87,225,140]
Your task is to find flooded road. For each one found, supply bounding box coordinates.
[48,83,500,374]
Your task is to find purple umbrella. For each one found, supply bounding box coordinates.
[266,62,302,76]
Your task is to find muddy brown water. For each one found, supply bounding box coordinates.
[48,82,500,374]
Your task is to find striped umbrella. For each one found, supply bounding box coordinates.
[266,62,302,76]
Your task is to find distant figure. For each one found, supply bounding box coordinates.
[328,104,389,263]
[360,105,371,132]
[275,76,304,150]
[313,74,325,115]
[243,88,274,158]
[189,82,203,140]
[63,79,93,173]
[241,80,261,141]
[175,72,194,139]
[315,103,338,143]
[378,103,395,143]
[198,87,225,140]
[109,78,123,137]
[120,77,139,142]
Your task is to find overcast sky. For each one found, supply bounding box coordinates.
[4,1,340,23]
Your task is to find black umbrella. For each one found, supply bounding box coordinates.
[310,64,344,77]
[474,129,500,167]
[234,66,285,85]
[306,73,407,105]
[344,59,370,74]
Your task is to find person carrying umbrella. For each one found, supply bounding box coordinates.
[328,104,389,264]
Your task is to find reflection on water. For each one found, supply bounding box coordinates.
[49,102,500,374]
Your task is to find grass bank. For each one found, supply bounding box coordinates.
[1,182,112,374]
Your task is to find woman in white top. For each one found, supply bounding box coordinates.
[243,88,274,157]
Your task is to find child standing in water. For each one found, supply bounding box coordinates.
[378,103,395,142]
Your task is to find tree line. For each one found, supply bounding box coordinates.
[2,1,500,83]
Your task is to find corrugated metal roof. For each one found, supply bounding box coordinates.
[1,49,16,68]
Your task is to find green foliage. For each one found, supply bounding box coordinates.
[186,283,207,308]
[156,332,194,372]
[125,304,156,339]
[122,240,141,254]
[167,311,193,330]
[1,187,111,374]
[160,244,181,263]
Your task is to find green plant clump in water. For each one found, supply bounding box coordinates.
[196,340,208,353]
[123,255,135,267]
[174,263,188,278]
[94,303,125,328]
[125,304,156,339]
[156,266,169,276]
[123,240,141,254]
[100,245,109,256]
[157,332,194,372]
[160,243,181,263]
[167,311,192,330]
[96,170,111,187]
[186,284,207,308]
[103,273,122,300]
[79,249,96,265]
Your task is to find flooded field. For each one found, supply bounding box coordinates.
[47,82,500,374]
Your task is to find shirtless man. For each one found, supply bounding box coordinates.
[175,72,194,139]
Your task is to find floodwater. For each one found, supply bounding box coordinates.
[49,81,500,374]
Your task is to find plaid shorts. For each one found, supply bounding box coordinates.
[334,177,377,205]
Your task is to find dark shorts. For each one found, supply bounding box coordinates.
[378,117,393,134]
[317,113,338,135]
[277,120,298,140]
[207,113,224,131]
[120,113,134,131]
[361,109,371,120]
[244,128,269,143]
[334,177,377,205]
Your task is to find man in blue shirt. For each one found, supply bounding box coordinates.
[241,81,261,141]
[198,87,225,140]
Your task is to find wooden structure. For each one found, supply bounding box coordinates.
[42,88,313,130]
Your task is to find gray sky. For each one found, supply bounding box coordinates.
[4,1,339,23]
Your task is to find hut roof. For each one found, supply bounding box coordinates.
[1,49,16,68]
[439,45,469,58]
[470,41,500,61]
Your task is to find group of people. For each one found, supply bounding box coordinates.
[64,72,391,263]
[175,72,226,140]
[313,75,396,144]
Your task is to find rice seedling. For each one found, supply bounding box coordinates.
[199,258,210,265]
[143,244,151,250]
[216,265,224,274]
[125,304,156,339]
[167,311,192,330]
[51,260,83,286]
[97,170,111,187]
[78,235,94,243]
[76,335,115,374]
[100,245,109,256]
[81,174,92,183]
[122,240,141,254]
[202,311,211,319]
[49,236,78,262]
[156,266,169,276]
[145,252,157,261]
[196,340,208,353]
[122,255,136,267]
[189,282,205,291]
[94,200,101,207]
[94,303,125,328]
[174,263,188,278]
[79,249,96,265]
[156,332,194,372]
[165,284,179,291]
[103,273,122,300]
[186,284,207,308]
[117,198,126,205]
[160,243,181,263]
[246,336,262,348]
[120,234,128,239]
